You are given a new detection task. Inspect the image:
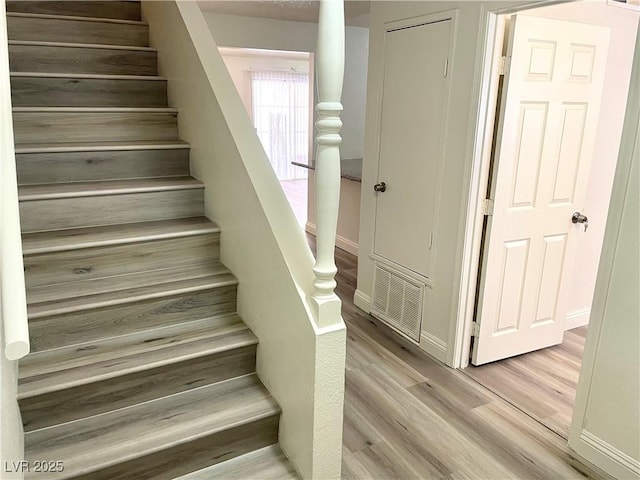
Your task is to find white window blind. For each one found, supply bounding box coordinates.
[251,70,310,181]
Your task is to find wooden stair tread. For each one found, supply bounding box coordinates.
[19,314,255,396]
[15,139,190,154]
[27,262,236,315]
[176,445,299,480]
[11,72,166,81]
[24,375,279,479]
[13,106,177,113]
[9,39,154,52]
[19,177,202,201]
[22,217,219,255]
[7,11,148,26]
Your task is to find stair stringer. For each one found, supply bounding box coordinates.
[142,2,346,479]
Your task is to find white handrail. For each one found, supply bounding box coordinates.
[1,0,30,361]
[311,0,345,327]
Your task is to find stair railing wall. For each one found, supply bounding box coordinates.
[0,0,29,362]
[141,2,346,478]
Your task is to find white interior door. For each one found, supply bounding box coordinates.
[472,15,610,365]
[373,18,451,279]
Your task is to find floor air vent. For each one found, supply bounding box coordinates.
[371,263,424,342]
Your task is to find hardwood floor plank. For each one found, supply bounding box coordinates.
[319,234,597,479]
[463,327,587,439]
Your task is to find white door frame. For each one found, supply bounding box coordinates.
[451,0,639,369]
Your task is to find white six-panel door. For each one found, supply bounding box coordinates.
[472,15,610,365]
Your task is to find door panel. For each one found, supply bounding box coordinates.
[472,15,610,365]
[373,19,451,279]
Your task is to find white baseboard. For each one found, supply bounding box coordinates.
[353,289,371,313]
[420,332,448,363]
[573,429,640,479]
[566,308,591,330]
[305,222,359,256]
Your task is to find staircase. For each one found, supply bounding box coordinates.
[5,1,298,478]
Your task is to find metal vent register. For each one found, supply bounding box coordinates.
[371,263,424,342]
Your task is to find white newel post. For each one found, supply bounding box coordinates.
[312,0,345,327]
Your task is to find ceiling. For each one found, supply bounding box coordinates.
[198,0,371,26]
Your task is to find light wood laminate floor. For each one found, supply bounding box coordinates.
[306,235,598,479]
[281,178,307,228]
[463,327,587,440]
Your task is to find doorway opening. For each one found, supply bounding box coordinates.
[218,47,314,228]
[457,0,638,440]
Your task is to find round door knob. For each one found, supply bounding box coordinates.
[374,182,387,193]
[572,212,589,232]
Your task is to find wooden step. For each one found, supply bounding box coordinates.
[10,73,167,107]
[22,217,219,255]
[19,177,203,232]
[15,138,190,154]
[7,13,149,47]
[27,261,234,311]
[176,445,300,480]
[12,107,178,144]
[24,374,280,480]
[9,41,157,76]
[27,264,239,352]
[6,1,142,22]
[16,142,189,184]
[19,314,257,430]
[23,218,220,288]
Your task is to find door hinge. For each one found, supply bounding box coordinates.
[498,55,510,76]
[444,57,449,78]
[483,198,494,216]
[471,321,480,337]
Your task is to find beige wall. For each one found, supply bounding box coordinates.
[570,25,640,475]
[307,174,361,255]
[524,0,639,329]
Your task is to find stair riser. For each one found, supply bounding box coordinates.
[8,15,149,47]
[13,111,178,144]
[20,345,257,431]
[17,148,189,184]
[20,189,203,232]
[29,287,238,351]
[24,234,220,288]
[11,77,167,107]
[66,415,279,480]
[6,1,142,21]
[9,44,157,76]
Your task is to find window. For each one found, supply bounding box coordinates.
[251,70,310,181]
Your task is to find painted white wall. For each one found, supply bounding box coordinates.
[307,174,361,255]
[357,0,639,363]
[569,23,640,476]
[0,323,24,480]
[142,2,346,478]
[523,0,639,329]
